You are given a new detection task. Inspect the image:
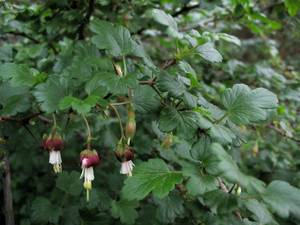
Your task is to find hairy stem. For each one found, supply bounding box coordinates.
[109,104,125,138]
[82,115,92,149]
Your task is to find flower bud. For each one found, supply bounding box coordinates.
[236,186,242,195]
[252,142,259,157]
[125,120,136,139]
[161,133,173,149]
[125,109,136,139]
[80,149,101,168]
[43,134,64,151]
[124,147,134,161]
[114,64,123,77]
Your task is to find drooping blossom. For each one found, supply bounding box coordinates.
[80,149,100,201]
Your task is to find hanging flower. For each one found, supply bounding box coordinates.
[115,144,135,177]
[80,149,100,201]
[43,133,64,173]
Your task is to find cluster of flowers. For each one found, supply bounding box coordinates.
[42,105,137,201]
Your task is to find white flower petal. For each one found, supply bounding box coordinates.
[120,160,135,175]
[80,167,94,182]
[49,151,62,165]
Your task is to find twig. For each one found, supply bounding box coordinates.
[217,177,242,220]
[110,101,131,106]
[139,79,156,85]
[77,0,95,39]
[2,155,15,225]
[160,58,176,70]
[38,115,52,123]
[0,112,43,124]
[268,124,300,144]
[172,4,200,17]
[5,31,39,43]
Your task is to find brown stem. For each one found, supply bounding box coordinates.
[217,177,242,220]
[5,31,39,43]
[160,58,176,70]
[172,3,200,17]
[2,156,15,225]
[268,124,300,144]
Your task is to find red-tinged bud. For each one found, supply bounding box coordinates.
[43,134,64,151]
[126,107,136,139]
[161,133,173,149]
[114,141,134,162]
[125,120,136,139]
[80,149,100,168]
[124,147,134,161]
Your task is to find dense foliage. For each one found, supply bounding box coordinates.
[1,0,300,225]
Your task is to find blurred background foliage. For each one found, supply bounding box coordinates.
[0,0,300,225]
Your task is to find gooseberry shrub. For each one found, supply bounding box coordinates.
[1,1,300,225]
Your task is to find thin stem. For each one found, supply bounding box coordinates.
[86,189,90,202]
[123,56,127,76]
[82,115,92,149]
[110,101,131,106]
[151,85,168,107]
[50,113,57,136]
[52,114,57,128]
[109,104,125,138]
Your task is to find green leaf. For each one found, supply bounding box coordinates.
[187,176,216,196]
[262,180,300,219]
[34,78,66,113]
[61,206,80,225]
[111,199,139,225]
[149,9,177,30]
[0,83,31,116]
[208,124,236,145]
[178,61,199,88]
[133,85,160,113]
[122,159,183,200]
[154,193,184,223]
[204,143,248,186]
[196,42,223,63]
[56,171,82,196]
[31,197,62,224]
[182,92,198,108]
[191,135,212,160]
[284,0,300,16]
[148,9,181,38]
[85,75,109,96]
[221,84,278,125]
[59,95,101,114]
[0,63,36,86]
[100,73,138,95]
[243,199,276,225]
[157,72,186,98]
[0,45,13,62]
[204,190,238,214]
[218,33,241,46]
[90,19,135,56]
[158,107,200,139]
